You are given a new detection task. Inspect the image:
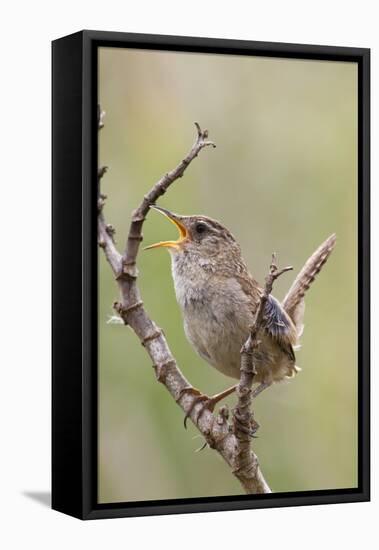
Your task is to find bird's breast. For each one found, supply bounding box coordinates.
[171,260,254,378]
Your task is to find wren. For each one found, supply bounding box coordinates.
[146,206,336,421]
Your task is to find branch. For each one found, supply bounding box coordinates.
[98,107,271,494]
[232,255,293,490]
[120,122,215,280]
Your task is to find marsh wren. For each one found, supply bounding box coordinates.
[146,206,336,420]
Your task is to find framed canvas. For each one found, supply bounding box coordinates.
[52,30,370,520]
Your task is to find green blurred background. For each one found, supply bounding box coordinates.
[98,47,357,503]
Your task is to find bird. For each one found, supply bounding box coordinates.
[145,205,336,424]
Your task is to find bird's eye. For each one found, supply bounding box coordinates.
[195,222,207,235]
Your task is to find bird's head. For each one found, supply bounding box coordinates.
[144,206,240,261]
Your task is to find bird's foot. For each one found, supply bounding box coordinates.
[250,417,260,437]
[178,385,237,429]
[177,387,211,429]
[233,408,260,438]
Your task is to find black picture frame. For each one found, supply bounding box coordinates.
[52,30,370,520]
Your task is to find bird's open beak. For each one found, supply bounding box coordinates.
[144,206,188,250]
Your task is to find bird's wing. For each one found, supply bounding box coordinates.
[263,295,296,362]
[236,272,296,361]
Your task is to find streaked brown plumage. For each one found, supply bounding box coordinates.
[146,206,336,408]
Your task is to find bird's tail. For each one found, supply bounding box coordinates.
[282,234,336,339]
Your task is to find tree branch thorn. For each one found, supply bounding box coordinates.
[105,224,116,241]
[112,300,144,325]
[116,260,139,280]
[141,329,163,346]
[217,405,230,424]
[152,359,175,383]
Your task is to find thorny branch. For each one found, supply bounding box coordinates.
[98,106,280,494]
[232,256,293,488]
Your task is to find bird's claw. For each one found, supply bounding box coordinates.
[184,395,214,429]
[177,387,215,429]
[178,384,238,429]
[250,417,260,437]
[233,409,260,438]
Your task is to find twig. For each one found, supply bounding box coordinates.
[97,107,271,494]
